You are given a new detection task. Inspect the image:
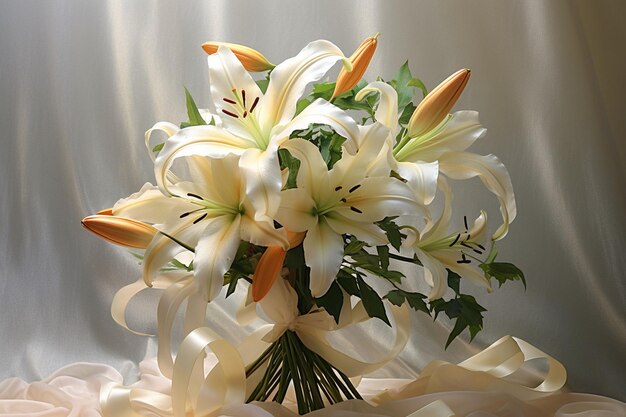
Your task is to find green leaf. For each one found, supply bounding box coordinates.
[480,262,526,289]
[357,276,390,325]
[319,132,345,169]
[376,245,390,270]
[226,270,243,298]
[344,239,368,255]
[310,82,336,101]
[389,61,414,111]
[403,291,429,314]
[398,102,416,126]
[152,143,165,153]
[376,217,405,251]
[408,78,428,98]
[295,98,311,116]
[385,289,405,306]
[256,77,270,94]
[278,148,301,189]
[445,317,468,349]
[315,281,343,323]
[447,270,461,295]
[184,87,206,127]
[337,269,360,296]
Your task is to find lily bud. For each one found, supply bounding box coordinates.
[201,41,275,72]
[407,68,471,138]
[252,230,306,302]
[332,33,380,99]
[81,215,157,249]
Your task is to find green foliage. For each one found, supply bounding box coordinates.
[290,124,345,169]
[428,269,487,348]
[256,75,270,94]
[278,148,301,189]
[481,262,526,289]
[357,275,390,325]
[376,217,405,251]
[315,281,343,323]
[180,87,207,128]
[385,289,429,315]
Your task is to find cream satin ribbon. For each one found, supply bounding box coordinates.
[253,276,412,378]
[371,335,567,405]
[103,275,567,417]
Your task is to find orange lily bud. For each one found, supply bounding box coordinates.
[407,68,470,138]
[81,215,157,249]
[252,230,306,302]
[252,246,287,302]
[97,208,113,215]
[332,33,380,99]
[201,41,275,72]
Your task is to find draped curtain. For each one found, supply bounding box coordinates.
[0,0,624,402]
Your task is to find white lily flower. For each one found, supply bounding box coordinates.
[275,125,419,297]
[112,155,288,302]
[356,82,516,240]
[153,40,361,222]
[406,179,491,300]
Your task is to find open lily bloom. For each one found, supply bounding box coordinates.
[113,154,287,302]
[275,125,419,297]
[356,82,516,241]
[405,179,491,300]
[154,40,361,222]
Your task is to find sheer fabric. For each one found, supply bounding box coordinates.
[0,0,624,406]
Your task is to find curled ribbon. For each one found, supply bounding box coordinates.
[103,274,567,417]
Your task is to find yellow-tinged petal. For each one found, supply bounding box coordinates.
[332,33,379,99]
[408,69,471,138]
[201,41,275,72]
[81,215,157,249]
[97,208,113,215]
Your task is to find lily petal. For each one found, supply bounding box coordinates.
[143,220,199,286]
[259,40,346,133]
[439,152,516,240]
[334,177,418,223]
[303,218,344,297]
[280,138,330,199]
[154,125,255,195]
[113,183,195,226]
[330,123,391,188]
[207,47,264,141]
[275,188,317,233]
[325,212,388,246]
[401,111,486,162]
[414,248,449,300]
[239,213,289,250]
[396,160,439,206]
[238,147,283,219]
[194,215,242,301]
[355,81,399,138]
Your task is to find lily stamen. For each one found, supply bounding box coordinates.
[348,184,361,193]
[222,109,239,118]
[350,206,363,214]
[193,213,208,224]
[187,193,205,200]
[249,96,259,113]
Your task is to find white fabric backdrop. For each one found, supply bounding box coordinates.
[0,0,624,403]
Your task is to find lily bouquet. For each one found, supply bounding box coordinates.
[83,35,524,415]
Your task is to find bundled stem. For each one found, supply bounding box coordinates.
[246,331,362,414]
